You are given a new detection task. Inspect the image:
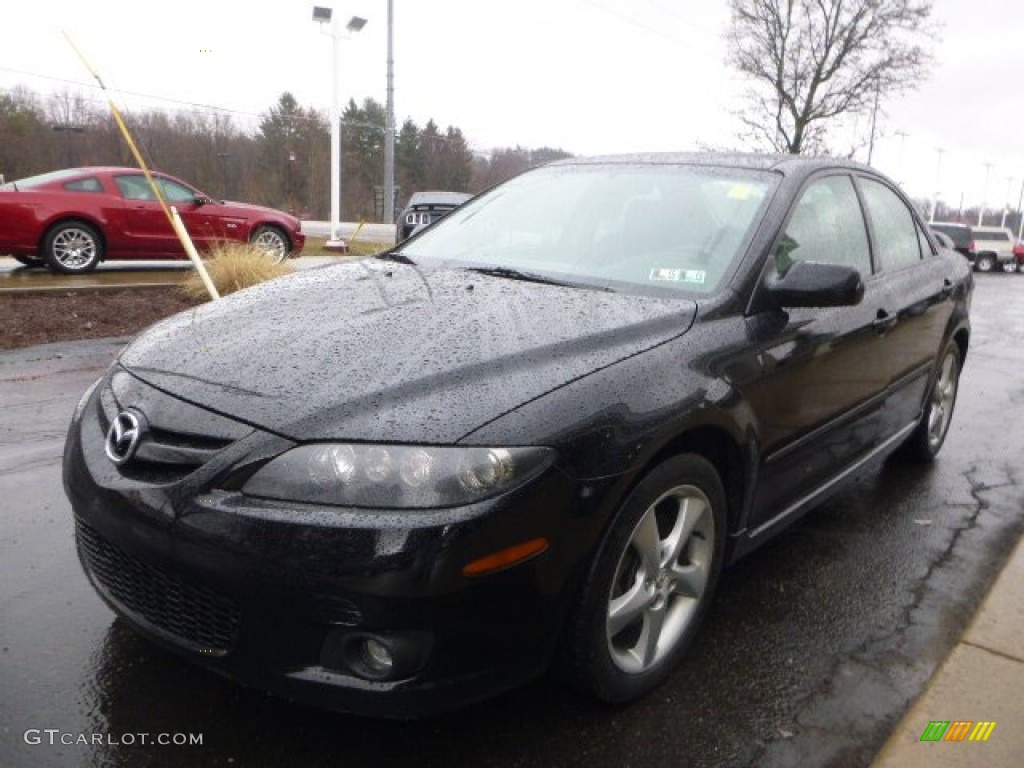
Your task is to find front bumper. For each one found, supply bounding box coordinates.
[290,228,306,255]
[62,374,592,718]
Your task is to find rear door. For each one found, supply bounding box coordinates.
[855,176,952,432]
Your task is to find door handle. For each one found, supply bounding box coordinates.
[939,278,953,300]
[873,309,898,334]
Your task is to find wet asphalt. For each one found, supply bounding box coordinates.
[1,273,1022,768]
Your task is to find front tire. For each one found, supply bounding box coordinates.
[974,254,996,273]
[904,343,961,462]
[1002,260,1019,273]
[561,454,727,703]
[44,221,103,274]
[250,226,290,264]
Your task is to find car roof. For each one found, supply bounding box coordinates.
[548,152,876,178]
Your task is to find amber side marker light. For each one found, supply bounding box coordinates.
[462,538,550,577]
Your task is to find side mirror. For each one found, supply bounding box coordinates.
[767,260,864,308]
[193,195,214,207]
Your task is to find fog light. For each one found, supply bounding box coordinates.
[362,638,394,672]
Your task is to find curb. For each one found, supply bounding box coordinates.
[872,533,1024,767]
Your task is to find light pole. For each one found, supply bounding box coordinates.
[978,162,992,227]
[1017,177,1024,242]
[313,7,367,250]
[288,150,297,214]
[383,0,396,226]
[1000,175,1013,228]
[929,148,944,224]
[894,130,908,186]
[217,152,230,199]
[52,123,85,167]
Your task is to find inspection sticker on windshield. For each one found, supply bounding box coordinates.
[649,268,706,284]
[727,183,755,200]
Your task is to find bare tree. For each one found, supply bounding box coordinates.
[727,0,934,154]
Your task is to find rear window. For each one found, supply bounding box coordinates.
[975,230,1010,242]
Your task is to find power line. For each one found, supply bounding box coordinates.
[0,66,488,151]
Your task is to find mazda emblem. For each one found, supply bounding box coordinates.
[105,411,144,465]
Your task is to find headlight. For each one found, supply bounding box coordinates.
[241,444,554,509]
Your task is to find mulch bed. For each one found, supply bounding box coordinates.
[1,288,202,350]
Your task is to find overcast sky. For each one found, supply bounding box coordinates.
[2,0,1022,209]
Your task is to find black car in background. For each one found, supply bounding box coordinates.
[930,222,975,262]
[397,190,471,240]
[64,153,972,717]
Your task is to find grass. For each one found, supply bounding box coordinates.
[181,242,295,300]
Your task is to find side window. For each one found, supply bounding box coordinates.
[860,178,922,271]
[775,175,871,276]
[157,178,198,203]
[115,175,155,200]
[63,177,103,192]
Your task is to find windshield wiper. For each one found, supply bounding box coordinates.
[464,266,613,292]
[377,251,417,265]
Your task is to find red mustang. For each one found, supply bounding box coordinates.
[0,167,305,273]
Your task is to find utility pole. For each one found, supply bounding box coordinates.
[383,0,395,225]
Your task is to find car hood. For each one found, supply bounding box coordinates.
[120,261,696,443]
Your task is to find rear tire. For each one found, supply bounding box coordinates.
[560,454,727,703]
[1002,260,1019,273]
[44,221,103,274]
[904,342,961,462]
[13,254,46,268]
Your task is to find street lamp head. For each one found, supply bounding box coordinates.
[346,16,367,32]
[312,6,332,23]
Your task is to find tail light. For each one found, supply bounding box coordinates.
[967,239,976,254]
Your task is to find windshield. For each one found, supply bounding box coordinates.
[399,164,777,295]
[2,168,85,190]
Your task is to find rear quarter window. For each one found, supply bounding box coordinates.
[63,178,103,192]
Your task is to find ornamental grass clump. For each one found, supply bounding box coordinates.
[181,242,295,300]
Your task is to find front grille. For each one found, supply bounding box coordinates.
[76,520,240,654]
[98,383,236,483]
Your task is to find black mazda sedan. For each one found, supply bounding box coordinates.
[64,153,972,717]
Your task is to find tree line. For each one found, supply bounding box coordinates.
[0,86,571,221]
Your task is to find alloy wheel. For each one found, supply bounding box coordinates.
[52,228,98,270]
[927,349,958,450]
[606,484,714,674]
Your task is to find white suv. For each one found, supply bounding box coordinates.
[971,226,1017,273]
